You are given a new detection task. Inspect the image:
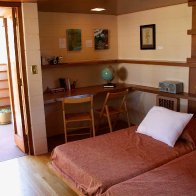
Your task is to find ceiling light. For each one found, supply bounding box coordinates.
[91,8,106,12]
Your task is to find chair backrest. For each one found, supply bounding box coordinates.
[62,94,94,113]
[100,89,129,115]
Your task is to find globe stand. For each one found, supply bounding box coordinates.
[103,82,116,88]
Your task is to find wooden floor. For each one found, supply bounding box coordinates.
[0,154,78,196]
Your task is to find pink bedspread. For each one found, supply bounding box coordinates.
[104,150,196,196]
[50,126,194,196]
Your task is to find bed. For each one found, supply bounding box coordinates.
[49,117,196,196]
[104,149,196,196]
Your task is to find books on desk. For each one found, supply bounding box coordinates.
[103,83,116,88]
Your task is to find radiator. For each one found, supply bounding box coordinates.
[156,95,179,111]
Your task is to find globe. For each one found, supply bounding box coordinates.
[101,66,114,83]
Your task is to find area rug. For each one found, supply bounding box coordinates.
[0,124,26,162]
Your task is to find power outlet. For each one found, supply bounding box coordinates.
[31,65,38,75]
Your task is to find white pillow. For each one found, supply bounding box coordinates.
[137,106,193,147]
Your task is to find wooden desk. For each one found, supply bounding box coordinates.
[44,83,196,104]
[44,83,196,137]
[44,83,130,103]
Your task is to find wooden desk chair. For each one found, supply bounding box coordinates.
[96,89,131,132]
[62,95,95,142]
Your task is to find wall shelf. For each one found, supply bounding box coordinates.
[118,59,188,67]
[41,59,188,69]
[41,60,118,69]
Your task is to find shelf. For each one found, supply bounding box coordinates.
[41,59,188,69]
[118,59,188,67]
[42,60,118,69]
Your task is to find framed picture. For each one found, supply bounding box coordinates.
[140,24,156,50]
[94,29,109,50]
[66,29,81,51]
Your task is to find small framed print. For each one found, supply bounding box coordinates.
[140,24,156,50]
[66,29,82,51]
[94,29,109,50]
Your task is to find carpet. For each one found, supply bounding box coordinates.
[0,124,26,162]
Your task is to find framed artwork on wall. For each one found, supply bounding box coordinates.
[140,24,156,50]
[66,29,82,51]
[94,29,109,50]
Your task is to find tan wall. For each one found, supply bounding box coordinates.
[39,12,119,90]
[38,12,118,63]
[118,4,191,61]
[38,12,119,136]
[117,4,192,124]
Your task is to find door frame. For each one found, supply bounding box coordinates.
[1,2,34,155]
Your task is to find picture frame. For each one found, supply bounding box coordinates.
[66,29,82,51]
[94,29,109,50]
[140,24,156,50]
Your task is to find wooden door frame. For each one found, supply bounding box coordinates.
[1,2,34,155]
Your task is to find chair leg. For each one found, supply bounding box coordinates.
[124,103,131,127]
[64,123,68,143]
[91,109,96,137]
[105,106,113,132]
[126,111,131,127]
[91,120,96,137]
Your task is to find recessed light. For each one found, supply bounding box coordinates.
[91,8,106,12]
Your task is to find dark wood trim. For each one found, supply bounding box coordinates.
[17,6,34,155]
[118,59,188,67]
[0,2,21,7]
[188,0,196,113]
[187,29,196,35]
[187,58,196,63]
[189,64,196,67]
[188,0,196,7]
